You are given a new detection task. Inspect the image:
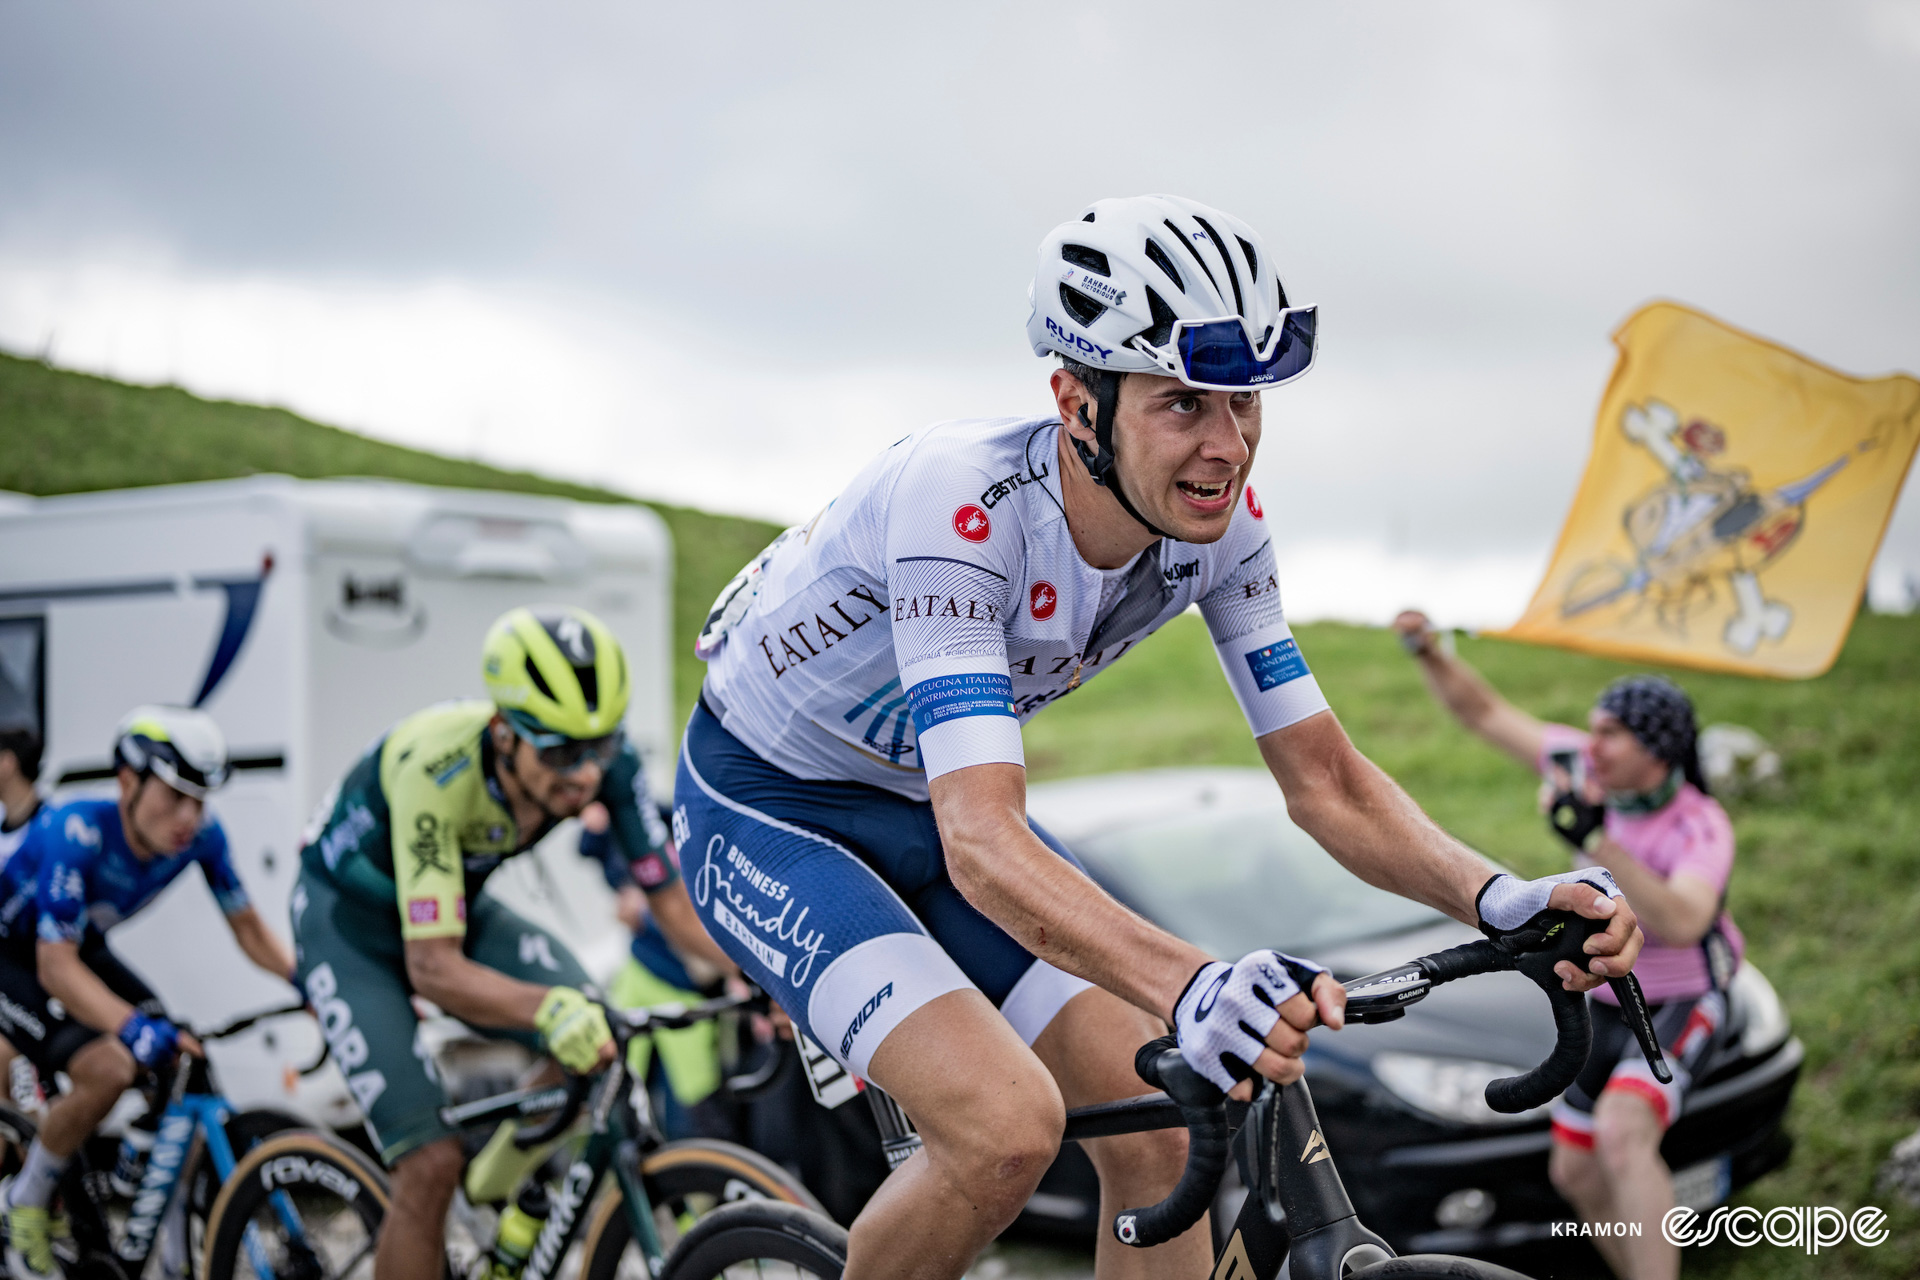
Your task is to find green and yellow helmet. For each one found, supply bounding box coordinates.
[481,606,630,740]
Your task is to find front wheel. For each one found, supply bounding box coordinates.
[1351,1256,1536,1279]
[200,1130,392,1280]
[658,1201,847,1280]
[580,1139,826,1280]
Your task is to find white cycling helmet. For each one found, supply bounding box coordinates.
[1026,194,1315,391]
[113,705,230,799]
[1024,195,1317,535]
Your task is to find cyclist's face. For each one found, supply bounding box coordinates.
[1109,374,1261,544]
[508,738,604,817]
[1586,711,1669,793]
[117,768,204,857]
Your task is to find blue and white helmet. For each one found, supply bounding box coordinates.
[113,705,229,798]
[1025,195,1313,392]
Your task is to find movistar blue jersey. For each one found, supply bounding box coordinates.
[699,416,1331,799]
[0,798,250,948]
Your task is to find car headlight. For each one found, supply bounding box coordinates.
[1371,1052,1555,1126]
[1731,963,1790,1057]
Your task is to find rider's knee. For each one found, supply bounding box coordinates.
[1589,1093,1662,1175]
[69,1036,138,1094]
[1087,1121,1188,1191]
[927,1085,1063,1216]
[1548,1141,1601,1200]
[389,1137,465,1202]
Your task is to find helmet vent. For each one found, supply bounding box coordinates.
[1237,237,1259,283]
[576,662,600,711]
[1082,212,1096,222]
[523,656,557,703]
[1193,217,1244,316]
[1165,220,1223,299]
[1144,288,1178,348]
[1143,239,1184,293]
[1058,283,1106,327]
[1061,244,1111,276]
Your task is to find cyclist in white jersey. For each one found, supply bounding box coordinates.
[678,194,1646,1280]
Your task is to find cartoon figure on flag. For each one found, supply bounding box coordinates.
[1493,302,1920,678]
[1560,399,1850,654]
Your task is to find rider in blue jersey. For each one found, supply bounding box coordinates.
[0,707,295,1280]
[677,195,1647,1279]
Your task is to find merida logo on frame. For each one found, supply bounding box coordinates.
[1661,1205,1889,1254]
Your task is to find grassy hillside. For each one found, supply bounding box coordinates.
[0,350,782,719]
[1029,612,1919,1278]
[6,350,1914,1275]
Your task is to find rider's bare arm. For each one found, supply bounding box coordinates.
[931,760,1215,1020]
[36,939,136,1034]
[1257,711,1642,989]
[1391,610,1547,768]
[647,879,740,977]
[225,906,296,980]
[402,936,549,1029]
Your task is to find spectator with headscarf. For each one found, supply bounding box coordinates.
[1394,611,1743,1280]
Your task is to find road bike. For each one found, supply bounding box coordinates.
[0,1003,318,1280]
[200,990,821,1280]
[660,909,1671,1280]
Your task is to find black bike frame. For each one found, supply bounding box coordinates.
[436,1049,668,1278]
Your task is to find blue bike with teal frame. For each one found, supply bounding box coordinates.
[0,1002,326,1280]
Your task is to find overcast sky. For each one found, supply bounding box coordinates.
[3,1,1916,624]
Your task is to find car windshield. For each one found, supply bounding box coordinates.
[1071,805,1444,956]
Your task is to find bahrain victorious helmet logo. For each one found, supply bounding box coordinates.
[1559,400,1847,655]
[952,505,991,543]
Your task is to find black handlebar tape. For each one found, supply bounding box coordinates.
[1114,1049,1231,1249]
[1608,972,1674,1084]
[1484,984,1592,1113]
[1414,938,1512,985]
[514,1074,591,1149]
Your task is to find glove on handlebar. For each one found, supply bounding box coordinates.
[1172,950,1327,1094]
[119,1011,180,1069]
[1548,791,1606,851]
[535,986,613,1074]
[1476,869,1622,938]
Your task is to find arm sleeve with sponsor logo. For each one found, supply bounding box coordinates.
[194,822,252,916]
[1198,530,1331,738]
[600,745,679,892]
[386,764,468,941]
[33,816,98,945]
[885,450,1024,782]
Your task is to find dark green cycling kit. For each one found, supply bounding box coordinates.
[293,700,675,1162]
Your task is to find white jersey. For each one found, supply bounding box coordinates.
[701,417,1330,800]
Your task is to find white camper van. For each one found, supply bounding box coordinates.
[0,476,673,1120]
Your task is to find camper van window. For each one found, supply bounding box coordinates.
[0,616,45,740]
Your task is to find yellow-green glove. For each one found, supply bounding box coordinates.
[534,986,612,1074]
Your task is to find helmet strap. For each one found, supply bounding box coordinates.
[1072,380,1168,539]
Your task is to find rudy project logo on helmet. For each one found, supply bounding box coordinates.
[1029,581,1057,620]
[1042,316,1114,362]
[952,505,992,543]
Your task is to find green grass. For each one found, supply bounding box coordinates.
[7,349,1915,1275]
[0,350,781,721]
[1028,611,1920,1278]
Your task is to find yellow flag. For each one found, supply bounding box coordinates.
[1491,302,1920,678]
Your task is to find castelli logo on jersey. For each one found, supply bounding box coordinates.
[1245,486,1264,520]
[953,504,991,543]
[1029,581,1057,620]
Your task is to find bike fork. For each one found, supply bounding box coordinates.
[1217,1082,1393,1280]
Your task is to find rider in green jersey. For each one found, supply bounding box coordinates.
[293,606,734,1280]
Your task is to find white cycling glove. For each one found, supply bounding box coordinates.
[1475,868,1623,935]
[1172,949,1328,1094]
